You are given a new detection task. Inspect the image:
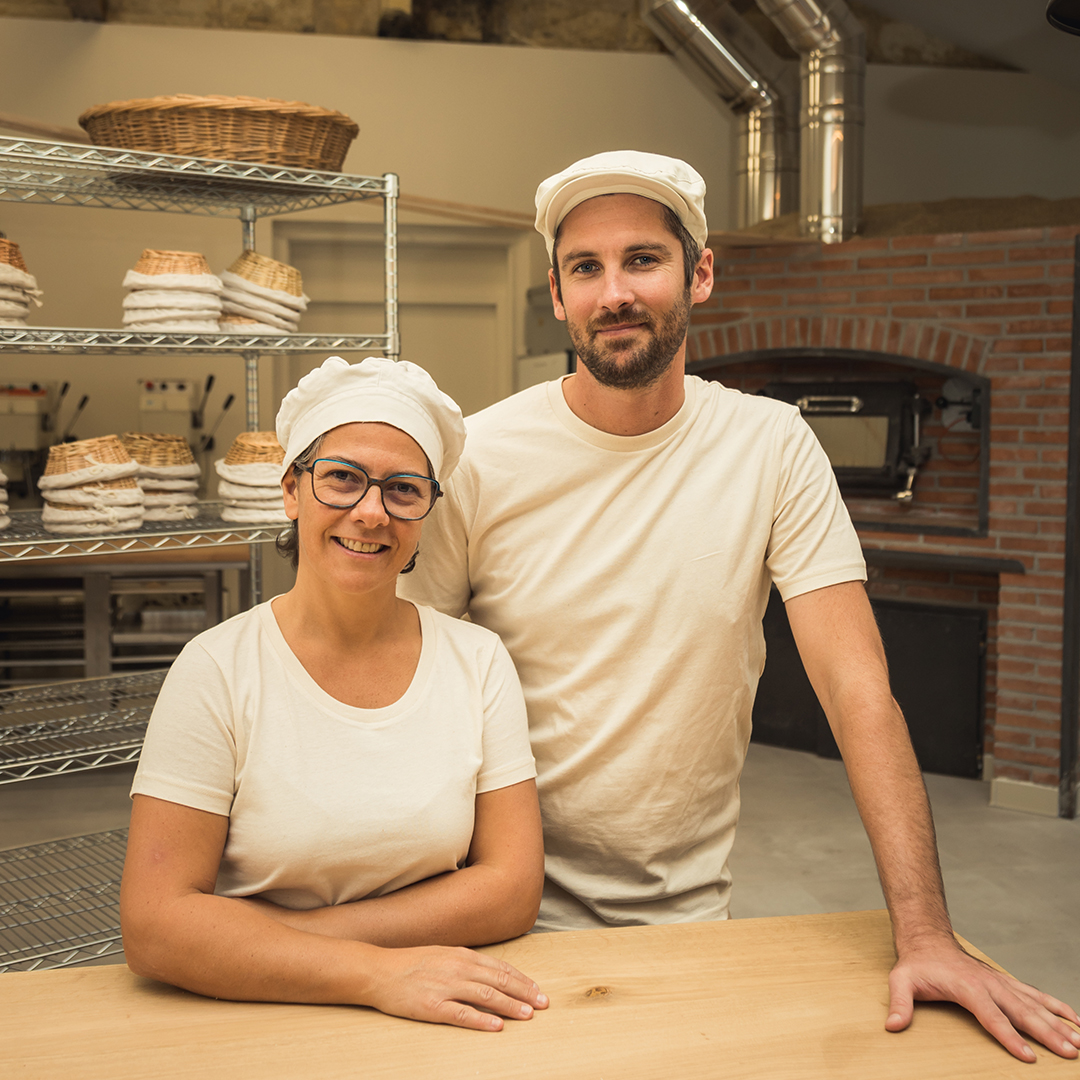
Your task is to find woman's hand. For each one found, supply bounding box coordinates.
[365,946,549,1031]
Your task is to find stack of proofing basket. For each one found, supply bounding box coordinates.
[120,433,201,521]
[216,432,288,523]
[122,250,223,332]
[37,436,145,534]
[0,467,9,530]
[0,238,43,327]
[219,251,308,335]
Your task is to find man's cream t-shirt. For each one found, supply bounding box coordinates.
[131,601,535,910]
[401,375,866,929]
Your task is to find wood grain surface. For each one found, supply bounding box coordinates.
[1,909,1076,1078]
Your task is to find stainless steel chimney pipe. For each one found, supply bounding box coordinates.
[641,0,798,228]
[754,0,864,242]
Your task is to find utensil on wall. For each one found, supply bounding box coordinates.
[60,394,89,442]
[43,381,69,434]
[199,393,234,453]
[192,373,215,429]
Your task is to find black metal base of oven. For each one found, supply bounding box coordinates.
[752,590,986,779]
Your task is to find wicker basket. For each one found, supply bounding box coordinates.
[43,435,132,477]
[78,95,359,172]
[0,238,28,273]
[227,251,303,297]
[224,431,285,465]
[121,431,196,468]
[132,249,212,277]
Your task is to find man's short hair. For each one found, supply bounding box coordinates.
[550,201,703,302]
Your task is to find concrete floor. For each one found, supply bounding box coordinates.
[732,743,1080,1008]
[0,745,1077,1007]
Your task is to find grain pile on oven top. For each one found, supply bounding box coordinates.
[121,432,201,522]
[216,431,288,523]
[37,435,145,534]
[122,249,223,333]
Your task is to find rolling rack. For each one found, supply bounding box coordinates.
[0,135,400,971]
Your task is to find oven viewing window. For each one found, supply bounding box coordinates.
[760,381,931,500]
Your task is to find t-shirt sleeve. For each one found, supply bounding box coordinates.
[398,466,474,618]
[130,639,238,816]
[765,409,867,602]
[474,635,536,795]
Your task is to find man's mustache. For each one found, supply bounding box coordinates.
[587,310,653,333]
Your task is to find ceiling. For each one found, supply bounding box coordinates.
[859,0,1080,94]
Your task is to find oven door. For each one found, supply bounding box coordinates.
[760,380,927,497]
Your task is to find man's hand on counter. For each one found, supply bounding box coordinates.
[886,937,1080,1062]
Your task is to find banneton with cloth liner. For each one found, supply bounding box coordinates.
[276,356,465,485]
[218,252,308,336]
[121,433,202,522]
[532,149,708,262]
[215,432,289,524]
[122,250,223,334]
[0,238,44,328]
[37,436,146,534]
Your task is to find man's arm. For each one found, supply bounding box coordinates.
[785,580,1080,1062]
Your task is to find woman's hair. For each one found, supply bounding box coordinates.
[274,432,432,574]
[275,433,324,570]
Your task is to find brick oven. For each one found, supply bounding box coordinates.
[687,225,1080,818]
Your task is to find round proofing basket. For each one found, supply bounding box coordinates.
[224,431,285,466]
[0,238,28,273]
[132,249,212,277]
[42,435,134,478]
[78,95,359,172]
[227,250,302,297]
[120,431,196,468]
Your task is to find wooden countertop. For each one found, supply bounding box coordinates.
[1,910,1075,1078]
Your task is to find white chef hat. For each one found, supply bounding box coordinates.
[275,356,466,482]
[534,150,708,263]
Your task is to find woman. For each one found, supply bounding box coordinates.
[121,356,547,1032]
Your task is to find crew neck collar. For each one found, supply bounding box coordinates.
[546,374,699,452]
[261,598,434,725]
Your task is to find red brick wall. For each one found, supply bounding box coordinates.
[688,226,1077,788]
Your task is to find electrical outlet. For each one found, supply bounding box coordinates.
[138,378,194,413]
[137,378,195,438]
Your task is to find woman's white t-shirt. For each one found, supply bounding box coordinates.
[131,601,536,910]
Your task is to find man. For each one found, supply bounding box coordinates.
[400,151,1080,1061]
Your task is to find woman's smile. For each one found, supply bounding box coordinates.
[334,536,389,554]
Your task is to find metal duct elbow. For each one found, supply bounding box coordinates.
[641,0,798,228]
[755,0,864,242]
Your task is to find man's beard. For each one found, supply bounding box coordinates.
[567,289,693,391]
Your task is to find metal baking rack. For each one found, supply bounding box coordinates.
[0,670,163,784]
[0,137,399,971]
[0,326,393,354]
[0,504,283,561]
[0,136,389,216]
[0,829,128,972]
[0,674,158,972]
[0,134,400,600]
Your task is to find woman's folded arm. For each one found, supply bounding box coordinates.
[120,793,547,1030]
[241,778,545,947]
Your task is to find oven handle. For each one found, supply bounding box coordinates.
[796,395,865,414]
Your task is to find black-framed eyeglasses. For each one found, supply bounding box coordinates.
[296,458,442,520]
